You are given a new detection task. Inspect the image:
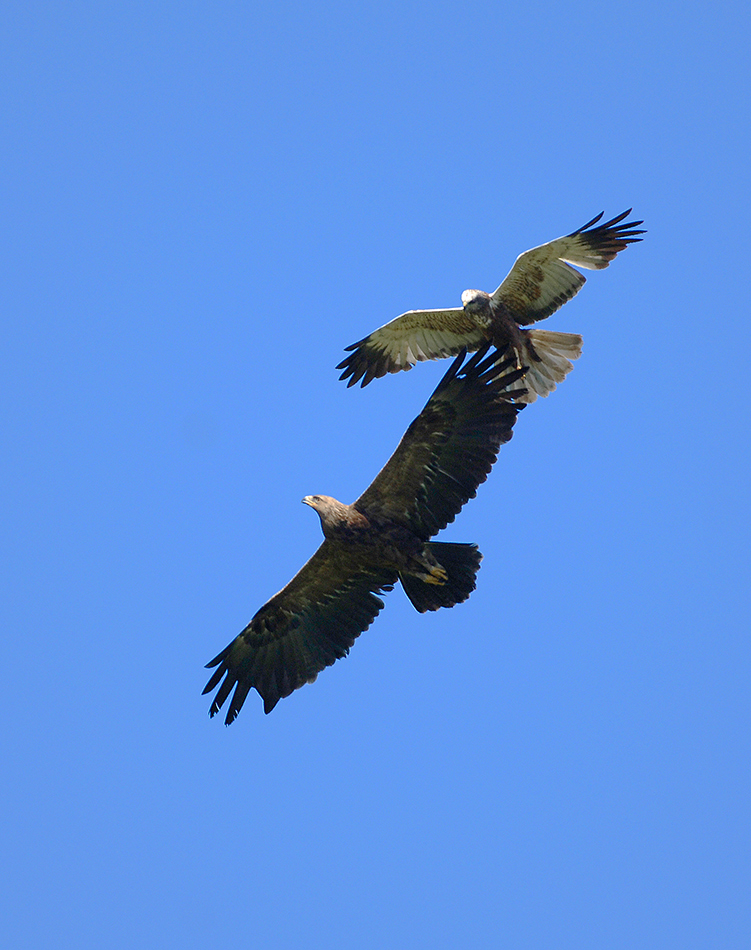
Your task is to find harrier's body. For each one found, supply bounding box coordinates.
[338,210,644,401]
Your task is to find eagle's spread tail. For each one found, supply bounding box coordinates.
[400,542,482,613]
[508,329,583,403]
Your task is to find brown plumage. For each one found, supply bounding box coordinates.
[337,210,644,402]
[203,344,526,722]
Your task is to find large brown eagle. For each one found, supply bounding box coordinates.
[337,210,644,402]
[204,344,526,722]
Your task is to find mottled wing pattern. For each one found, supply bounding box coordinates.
[203,542,397,720]
[355,344,526,539]
[491,210,645,325]
[337,308,486,387]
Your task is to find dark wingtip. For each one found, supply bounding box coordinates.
[458,341,492,377]
[433,347,469,395]
[471,345,509,379]
[574,210,605,233]
[572,208,646,240]
[336,348,361,370]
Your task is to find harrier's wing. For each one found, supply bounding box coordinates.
[355,344,526,539]
[203,543,396,721]
[337,308,486,387]
[491,210,645,325]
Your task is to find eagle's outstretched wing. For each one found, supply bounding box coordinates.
[355,344,525,539]
[491,209,645,325]
[203,544,397,721]
[337,308,486,388]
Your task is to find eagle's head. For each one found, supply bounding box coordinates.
[303,494,350,534]
[302,494,332,514]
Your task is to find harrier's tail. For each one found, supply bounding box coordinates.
[400,542,482,613]
[507,329,583,403]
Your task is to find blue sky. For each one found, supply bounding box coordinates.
[3,2,750,948]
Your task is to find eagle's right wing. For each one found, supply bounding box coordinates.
[355,345,526,538]
[337,308,486,387]
[203,542,396,721]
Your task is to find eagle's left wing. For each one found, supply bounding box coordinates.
[354,345,525,539]
[491,209,645,325]
[337,307,486,387]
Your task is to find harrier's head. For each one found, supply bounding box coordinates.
[461,288,492,315]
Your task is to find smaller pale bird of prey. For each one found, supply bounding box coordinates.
[203,344,526,722]
[337,210,644,402]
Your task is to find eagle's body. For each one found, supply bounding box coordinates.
[337,210,644,401]
[203,344,526,721]
[305,496,443,578]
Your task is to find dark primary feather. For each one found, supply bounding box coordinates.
[569,209,646,258]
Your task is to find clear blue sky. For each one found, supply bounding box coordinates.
[3,2,749,948]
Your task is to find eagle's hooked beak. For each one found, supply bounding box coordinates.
[301,496,314,508]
